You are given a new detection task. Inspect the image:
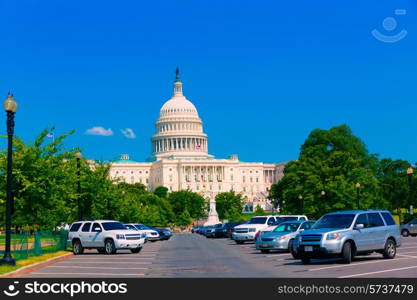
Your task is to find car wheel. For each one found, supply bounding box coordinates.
[342,242,353,264]
[301,258,310,264]
[97,248,105,254]
[105,239,117,254]
[131,247,142,254]
[72,240,84,255]
[289,240,299,259]
[383,239,396,259]
[235,240,244,244]
[401,230,409,237]
[261,249,270,254]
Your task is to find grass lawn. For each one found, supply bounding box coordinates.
[0,250,70,275]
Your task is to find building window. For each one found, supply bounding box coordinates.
[219,185,221,191]
[230,175,233,181]
[146,179,149,184]
[243,176,246,183]
[256,178,259,182]
[243,187,246,192]
[131,177,134,183]
[250,177,253,183]
[196,185,200,191]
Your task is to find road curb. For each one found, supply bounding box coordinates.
[0,252,74,278]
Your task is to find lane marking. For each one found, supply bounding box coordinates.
[339,265,417,278]
[56,261,150,265]
[308,257,413,272]
[47,266,148,270]
[397,254,417,259]
[69,258,153,260]
[398,246,417,250]
[30,272,145,276]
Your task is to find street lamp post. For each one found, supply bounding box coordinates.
[0,93,18,266]
[298,195,303,213]
[355,183,361,210]
[76,152,82,221]
[407,167,414,213]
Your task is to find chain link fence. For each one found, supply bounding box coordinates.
[0,231,68,261]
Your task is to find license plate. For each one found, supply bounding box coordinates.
[304,246,313,252]
[262,244,268,247]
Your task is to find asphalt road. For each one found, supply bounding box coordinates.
[24,233,417,278]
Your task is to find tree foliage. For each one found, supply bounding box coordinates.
[0,128,207,228]
[215,192,245,221]
[269,125,390,219]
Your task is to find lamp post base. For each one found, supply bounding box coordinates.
[0,253,16,266]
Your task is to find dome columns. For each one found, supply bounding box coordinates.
[153,136,208,154]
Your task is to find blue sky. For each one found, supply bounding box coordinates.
[0,0,416,163]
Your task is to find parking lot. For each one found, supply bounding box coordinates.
[213,235,417,278]
[22,233,417,278]
[24,241,165,278]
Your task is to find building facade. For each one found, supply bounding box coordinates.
[109,69,286,211]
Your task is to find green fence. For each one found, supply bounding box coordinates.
[0,231,68,261]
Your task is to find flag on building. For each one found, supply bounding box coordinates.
[195,144,201,150]
[46,133,54,138]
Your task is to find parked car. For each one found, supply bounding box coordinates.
[293,210,401,264]
[124,223,160,241]
[148,226,172,240]
[68,220,145,255]
[214,222,244,238]
[123,224,148,241]
[232,216,279,244]
[401,218,417,237]
[204,224,222,238]
[255,215,309,241]
[256,220,315,253]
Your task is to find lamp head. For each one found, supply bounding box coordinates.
[3,92,18,113]
[76,152,82,159]
[355,183,361,189]
[407,167,413,175]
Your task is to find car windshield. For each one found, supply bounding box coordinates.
[312,214,355,229]
[276,217,298,223]
[135,224,151,230]
[124,225,137,230]
[247,217,267,224]
[102,222,126,231]
[273,223,299,232]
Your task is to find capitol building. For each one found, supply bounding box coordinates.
[109,69,286,211]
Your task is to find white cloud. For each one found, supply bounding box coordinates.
[121,128,137,139]
[85,126,114,136]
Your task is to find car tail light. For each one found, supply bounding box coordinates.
[255,231,261,240]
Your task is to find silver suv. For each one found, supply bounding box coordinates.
[401,218,417,237]
[293,210,401,264]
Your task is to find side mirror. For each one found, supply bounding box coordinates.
[355,224,364,230]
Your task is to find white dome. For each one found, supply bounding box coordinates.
[160,95,199,118]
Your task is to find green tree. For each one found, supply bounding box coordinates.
[270,125,387,219]
[167,190,207,224]
[215,192,245,221]
[153,186,168,198]
[0,128,77,229]
[254,205,265,216]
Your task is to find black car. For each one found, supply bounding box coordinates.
[215,222,245,238]
[148,226,172,240]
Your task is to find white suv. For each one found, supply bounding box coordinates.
[68,220,145,255]
[124,223,160,242]
[232,216,279,244]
